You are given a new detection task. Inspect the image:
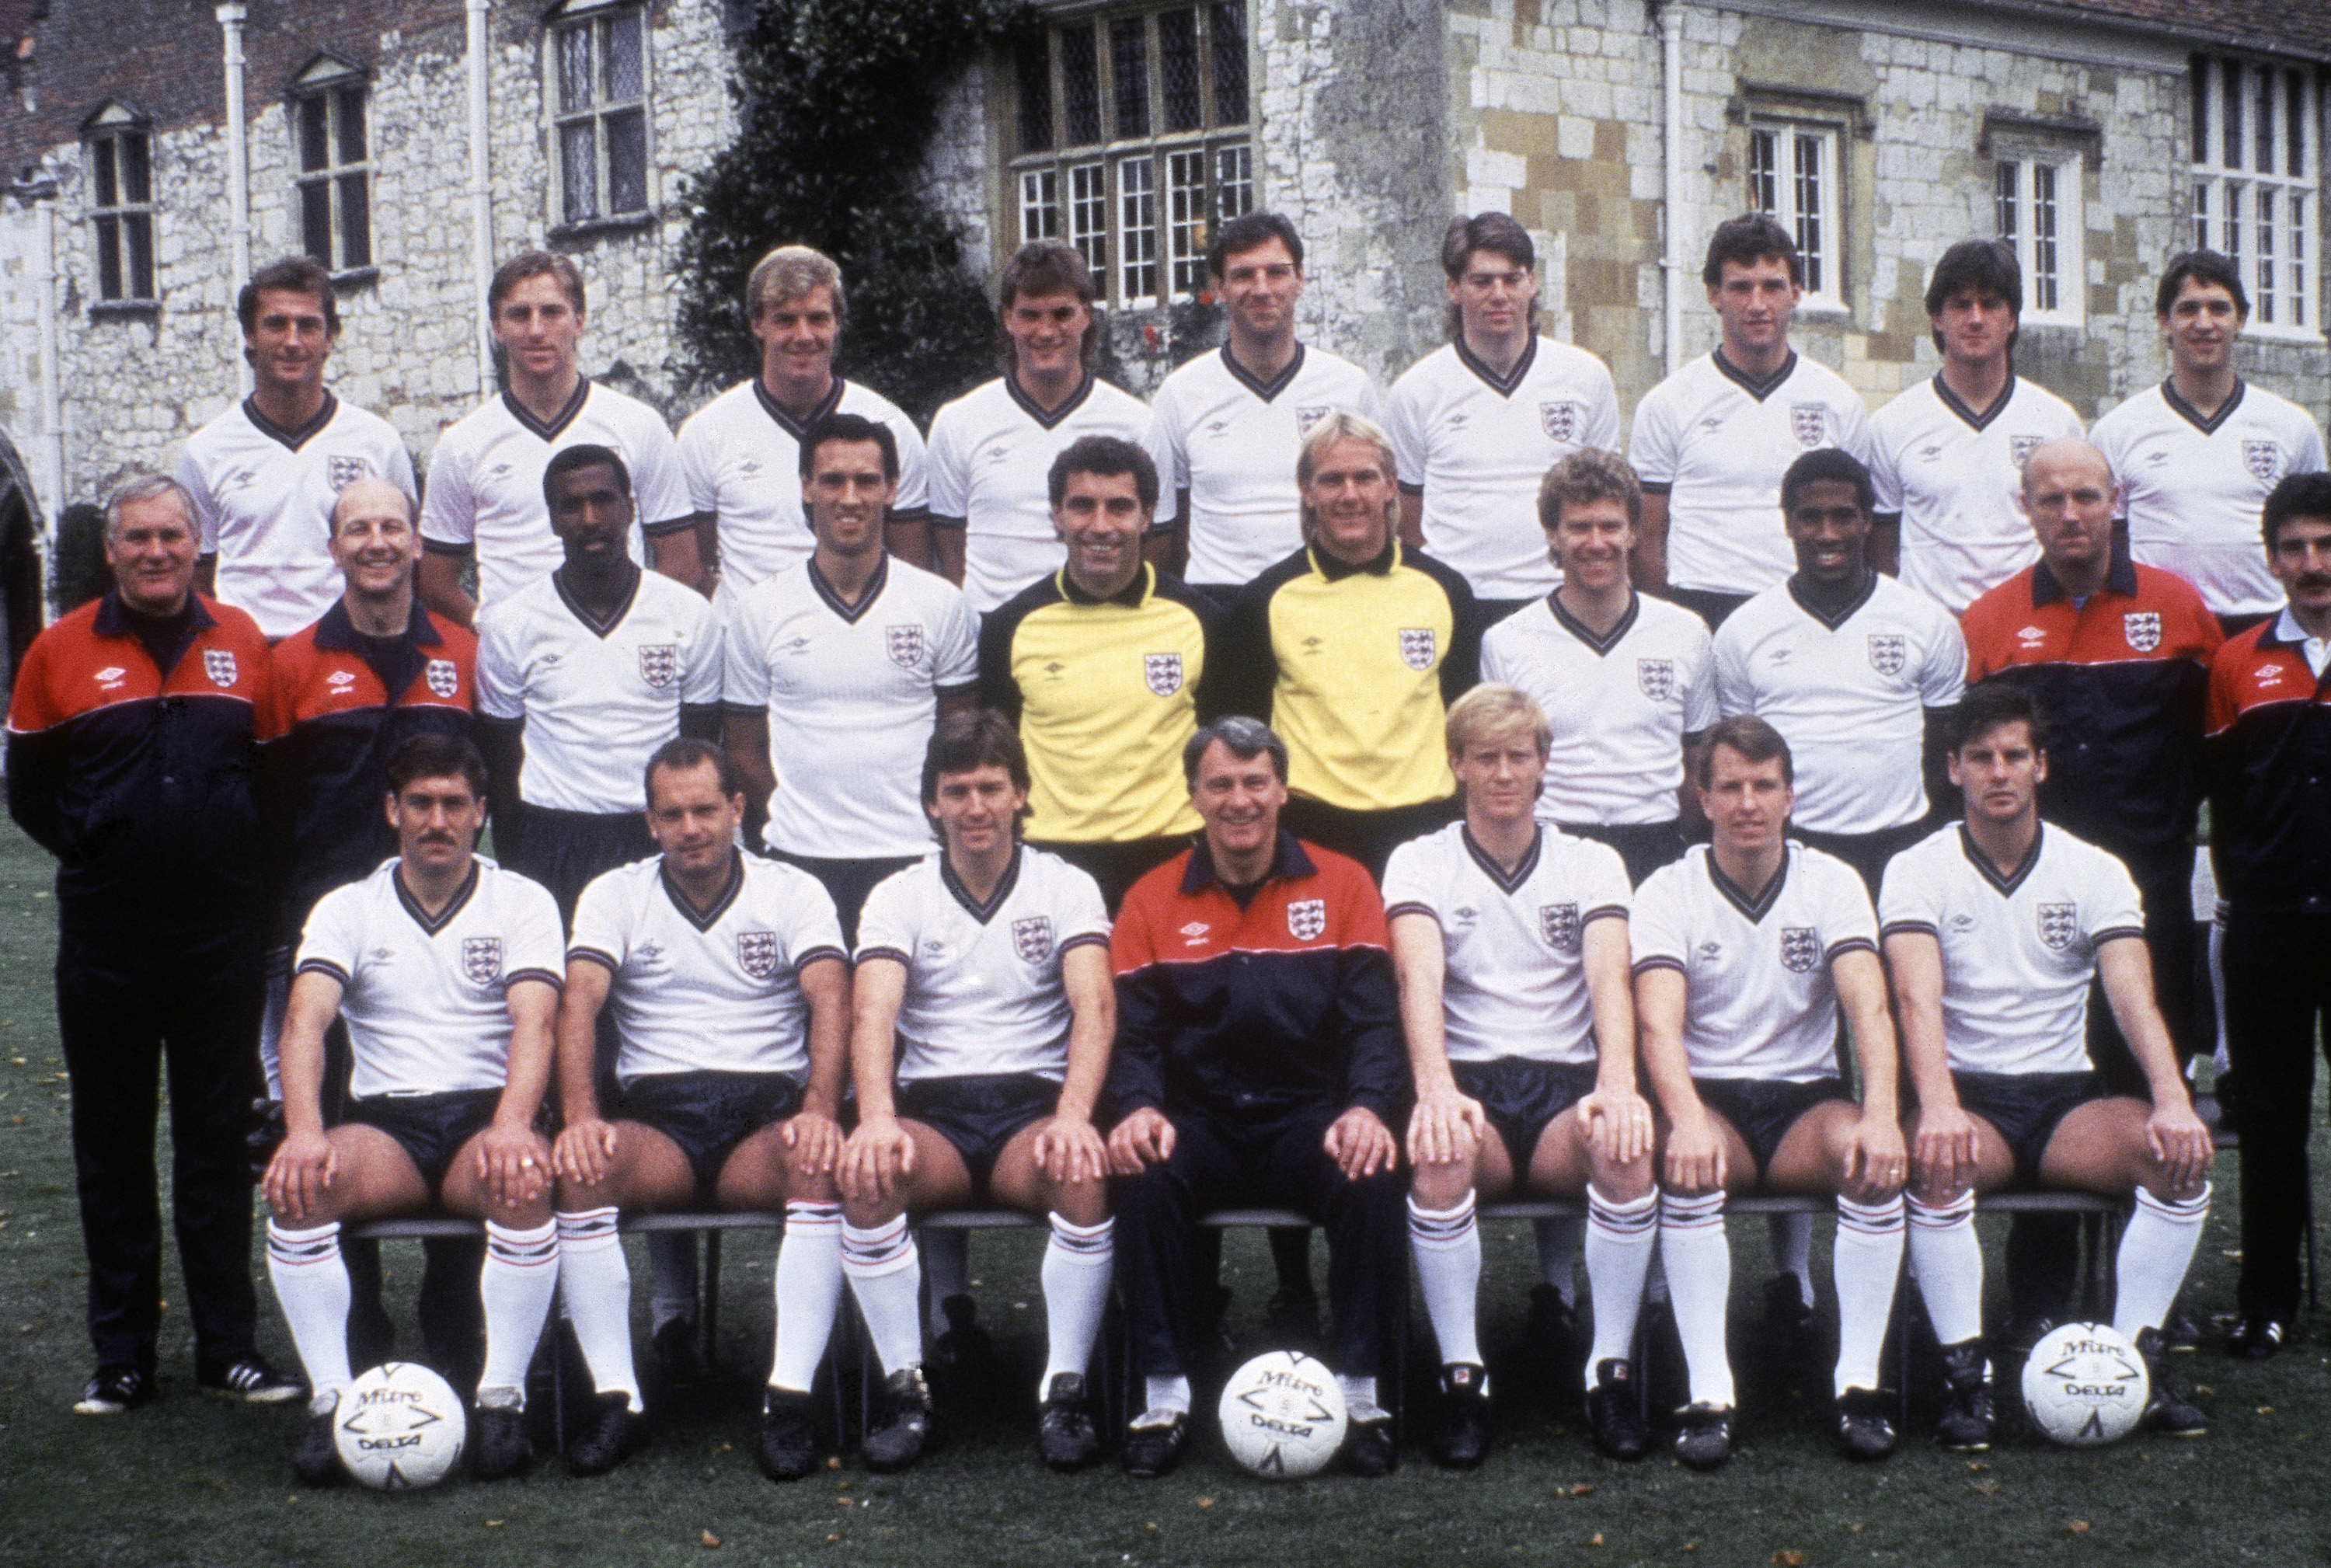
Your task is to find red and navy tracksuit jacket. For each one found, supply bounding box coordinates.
[2206,616,2331,915]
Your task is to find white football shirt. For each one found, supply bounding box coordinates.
[1877,823,2145,1076]
[570,852,848,1082]
[476,568,722,814]
[925,375,1176,612]
[1869,375,2085,614]
[418,382,692,612]
[2090,378,2327,618]
[1382,821,1630,1066]
[721,553,977,860]
[295,856,566,1099]
[1629,350,1876,595]
[1152,343,1382,587]
[1630,841,1878,1081]
[855,846,1110,1083]
[176,393,417,639]
[1383,335,1623,600]
[1481,592,1717,826]
[1713,573,1965,835]
[676,376,929,600]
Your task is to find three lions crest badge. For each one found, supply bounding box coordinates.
[637,644,679,690]
[737,931,780,981]
[462,937,503,985]
[1867,634,1906,676]
[1145,653,1183,696]
[1286,899,1327,941]
[1399,629,1437,671]
[885,625,925,670]
[1538,903,1580,950]
[2037,902,2078,951]
[203,650,239,688]
[2123,612,2161,653]
[1781,928,1820,974]
[1012,916,1054,964]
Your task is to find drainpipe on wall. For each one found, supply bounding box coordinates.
[216,2,252,394]
[467,0,495,395]
[9,170,64,573]
[1657,1,1687,375]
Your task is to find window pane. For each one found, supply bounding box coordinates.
[1112,17,1149,140]
[1209,2,1246,127]
[562,120,598,221]
[2256,66,2274,175]
[1019,169,1059,242]
[1995,161,2019,241]
[121,132,151,204]
[96,213,121,299]
[336,85,367,166]
[1016,36,1052,152]
[2291,71,2308,179]
[2223,179,2242,267]
[1167,148,1206,295]
[2032,163,2057,312]
[2193,180,2209,253]
[299,94,330,173]
[1120,154,1157,303]
[1069,160,1108,284]
[1793,131,1824,294]
[559,24,594,114]
[1216,142,1253,219]
[1159,9,1200,133]
[2257,184,2275,323]
[301,179,333,263]
[92,137,117,207]
[606,107,647,213]
[340,172,371,267]
[604,11,643,103]
[2292,193,2307,326]
[2222,60,2242,168]
[2190,56,2207,166]
[125,212,153,299]
[1747,128,1776,214]
[1061,24,1099,146]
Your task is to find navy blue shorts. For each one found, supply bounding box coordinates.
[1949,1069,2101,1184]
[344,1089,502,1192]
[620,1070,807,1198]
[1452,1058,1598,1173]
[897,1073,1057,1191]
[1692,1076,1852,1173]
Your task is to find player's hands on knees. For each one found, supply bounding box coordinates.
[1325,1105,1398,1181]
[2145,1102,2214,1196]
[1910,1103,1979,1197]
[1580,1086,1655,1167]
[552,1117,621,1190]
[1661,1106,1725,1194]
[838,1114,915,1204]
[1106,1106,1176,1175]
[1035,1113,1110,1186]
[1404,1087,1484,1170]
[1840,1111,1908,1201]
[263,1128,338,1223]
[478,1120,551,1210]
[782,1110,845,1180]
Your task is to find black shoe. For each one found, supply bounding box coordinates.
[2134,1327,2207,1436]
[652,1316,710,1385]
[1430,1363,1490,1469]
[862,1366,932,1473]
[1343,1409,1396,1476]
[932,1294,994,1377]
[566,1390,636,1476]
[73,1364,152,1415]
[1265,1287,1322,1344]
[1586,1359,1649,1460]
[1835,1386,1897,1460]
[1935,1339,1995,1451]
[471,1397,533,1480]
[2159,1304,2202,1354]
[1037,1372,1100,1472]
[1997,1310,2058,1361]
[1121,1410,1188,1477]
[757,1388,820,1480]
[1674,1402,1733,1470]
[293,1392,344,1486]
[2227,1315,2288,1360]
[198,1354,304,1405]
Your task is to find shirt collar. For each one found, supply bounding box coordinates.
[1058,560,1152,608]
[2029,542,2138,607]
[1309,537,1399,582]
[93,588,216,639]
[312,596,444,653]
[1179,829,1315,894]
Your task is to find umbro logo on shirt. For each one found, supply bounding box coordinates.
[1700,416,1724,431]
[327,671,358,691]
[1917,444,1943,462]
[1179,921,1208,938]
[986,445,1012,465]
[490,462,514,479]
[737,458,762,476]
[1446,413,1469,428]
[1950,913,1976,931]
[1205,419,1232,435]
[2017,625,2047,646]
[94,666,126,687]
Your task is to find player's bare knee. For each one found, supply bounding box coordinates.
[1408,1158,1473,1211]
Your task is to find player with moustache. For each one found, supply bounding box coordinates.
[1106,717,1409,1479]
[420,251,702,625]
[1148,211,1382,593]
[179,255,417,640]
[1633,716,1908,1469]
[1630,215,1876,629]
[1386,685,1655,1469]
[1383,212,1620,625]
[834,712,1118,1472]
[549,737,851,1479]
[676,246,930,601]
[1884,683,2213,1449]
[262,733,566,1485]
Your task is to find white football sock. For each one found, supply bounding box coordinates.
[840,1217,923,1376]
[1534,1215,1584,1306]
[1583,1187,1657,1385]
[769,1201,844,1394]
[1832,1194,1905,1396]
[1660,1190,1735,1408]
[1336,1372,1382,1421]
[479,1219,559,1405]
[267,1219,352,1398]
[1408,1193,1483,1368]
[1769,1210,1815,1306]
[1039,1214,1114,1391]
[556,1208,639,1410]
[647,1230,699,1333]
[922,1228,970,1336]
[2113,1185,2211,1339]
[1144,1373,1192,1418]
[1906,1191,1984,1347]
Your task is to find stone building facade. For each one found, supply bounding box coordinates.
[2,0,2326,580]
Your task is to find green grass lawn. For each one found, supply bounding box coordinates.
[0,819,2326,1566]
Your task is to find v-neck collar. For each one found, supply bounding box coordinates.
[1959,822,2044,897]
[660,854,744,932]
[503,378,591,443]
[1220,342,1305,402]
[1932,372,2016,434]
[1453,330,1538,399]
[808,553,887,625]
[941,845,1022,924]
[396,859,480,936]
[1786,570,1878,632]
[244,390,337,452]
[1006,371,1096,431]
[1462,824,1542,896]
[752,375,846,440]
[2162,376,2246,437]
[1548,589,1639,657]
[1713,347,1796,403]
[552,563,642,639]
[1709,845,1789,923]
